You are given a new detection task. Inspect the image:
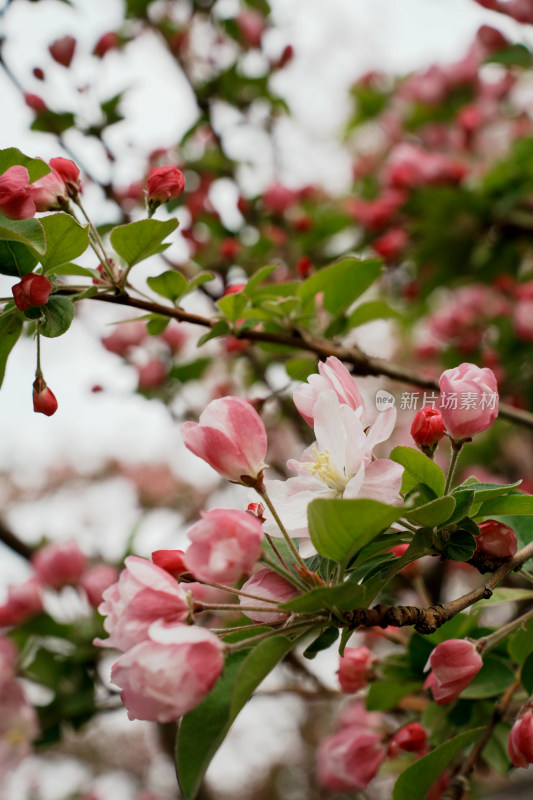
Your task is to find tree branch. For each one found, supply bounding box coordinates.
[0,518,34,560]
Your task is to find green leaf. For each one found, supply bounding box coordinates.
[302,627,339,659]
[50,263,95,278]
[245,264,277,294]
[482,723,512,776]
[39,213,89,270]
[446,491,474,524]
[477,588,533,609]
[186,271,215,293]
[392,728,483,800]
[403,496,456,527]
[521,651,533,695]
[170,358,211,383]
[477,495,533,517]
[197,320,231,346]
[281,580,368,613]
[390,446,446,497]
[444,530,477,562]
[285,357,317,381]
[366,681,419,711]
[461,655,515,699]
[0,213,46,255]
[346,299,400,328]
[0,240,38,277]
[0,314,23,387]
[508,617,533,665]
[30,111,76,136]
[0,148,51,182]
[486,43,532,69]
[39,296,75,338]
[217,292,248,323]
[110,218,179,267]
[177,634,296,800]
[298,257,382,315]
[146,270,188,302]
[453,480,522,503]
[308,497,403,564]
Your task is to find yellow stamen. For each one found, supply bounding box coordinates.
[301,445,346,493]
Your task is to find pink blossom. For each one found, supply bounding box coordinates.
[94,555,191,651]
[12,273,53,311]
[32,541,87,589]
[31,165,70,211]
[337,646,376,693]
[424,639,482,705]
[0,577,43,626]
[514,298,533,342]
[110,621,224,722]
[101,321,148,355]
[239,568,299,623]
[80,564,120,608]
[236,10,266,49]
[0,638,17,688]
[0,166,36,220]
[0,681,39,773]
[439,362,499,442]
[264,391,403,538]
[146,166,185,209]
[182,396,268,484]
[137,360,167,390]
[509,708,533,767]
[389,722,428,756]
[184,509,263,585]
[160,321,188,353]
[32,382,58,416]
[317,726,386,792]
[93,31,121,58]
[49,35,76,67]
[411,406,446,453]
[261,182,297,215]
[151,549,188,578]
[475,520,517,560]
[372,226,408,260]
[49,157,80,198]
[293,356,365,428]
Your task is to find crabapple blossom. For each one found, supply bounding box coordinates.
[0,166,36,220]
[146,166,185,212]
[475,520,517,560]
[424,639,482,705]
[0,577,43,626]
[32,381,58,416]
[183,509,263,585]
[439,362,499,441]
[94,555,191,652]
[49,157,80,198]
[0,681,39,773]
[337,646,376,693]
[239,568,299,623]
[389,722,428,756]
[0,638,17,686]
[110,621,224,722]
[410,406,446,453]
[12,273,52,311]
[317,726,386,792]
[80,564,120,608]
[151,549,188,578]
[182,396,267,484]
[32,540,87,589]
[293,356,365,428]
[508,708,533,767]
[31,164,70,211]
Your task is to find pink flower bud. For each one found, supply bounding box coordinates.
[235,10,266,49]
[389,722,428,756]
[424,639,482,705]
[293,356,365,428]
[110,621,224,722]
[146,166,185,210]
[317,726,386,792]
[80,564,120,608]
[24,93,48,114]
[93,31,120,58]
[12,273,52,311]
[32,541,87,589]
[0,577,43,626]
[183,508,263,585]
[219,238,241,261]
[296,255,313,278]
[182,396,268,484]
[410,406,446,452]
[509,708,533,768]
[151,549,188,578]
[49,35,76,67]
[94,556,191,652]
[101,320,148,355]
[337,646,375,693]
[49,157,80,198]
[261,182,296,215]
[0,166,36,220]
[137,359,167,390]
[247,502,265,522]
[160,321,188,353]
[439,363,499,442]
[475,520,517,560]
[372,227,408,261]
[239,568,298,623]
[0,681,40,772]
[32,379,58,417]
[31,165,70,211]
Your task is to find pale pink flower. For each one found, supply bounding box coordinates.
[424,639,482,705]
[80,564,120,608]
[182,396,267,483]
[0,638,17,688]
[184,508,263,585]
[264,391,403,538]
[337,646,375,693]
[239,568,298,623]
[94,556,191,652]
[0,681,39,773]
[293,356,365,428]
[317,726,386,792]
[509,708,533,768]
[32,540,87,589]
[110,621,224,722]
[439,362,499,442]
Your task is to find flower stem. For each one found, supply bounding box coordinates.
[225,620,321,652]
[256,485,307,571]
[476,608,533,653]
[72,198,116,282]
[444,441,463,494]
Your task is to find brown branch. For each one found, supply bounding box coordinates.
[0,519,34,561]
[67,289,533,430]
[342,540,533,634]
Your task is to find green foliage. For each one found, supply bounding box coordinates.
[147,270,188,302]
[302,627,339,659]
[443,529,477,562]
[0,240,38,277]
[366,680,419,711]
[476,494,533,517]
[39,213,89,271]
[403,495,456,527]
[0,148,51,181]
[39,297,76,338]
[390,446,446,497]
[461,655,515,699]
[0,313,23,387]
[110,218,179,267]
[297,257,382,315]
[0,213,46,257]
